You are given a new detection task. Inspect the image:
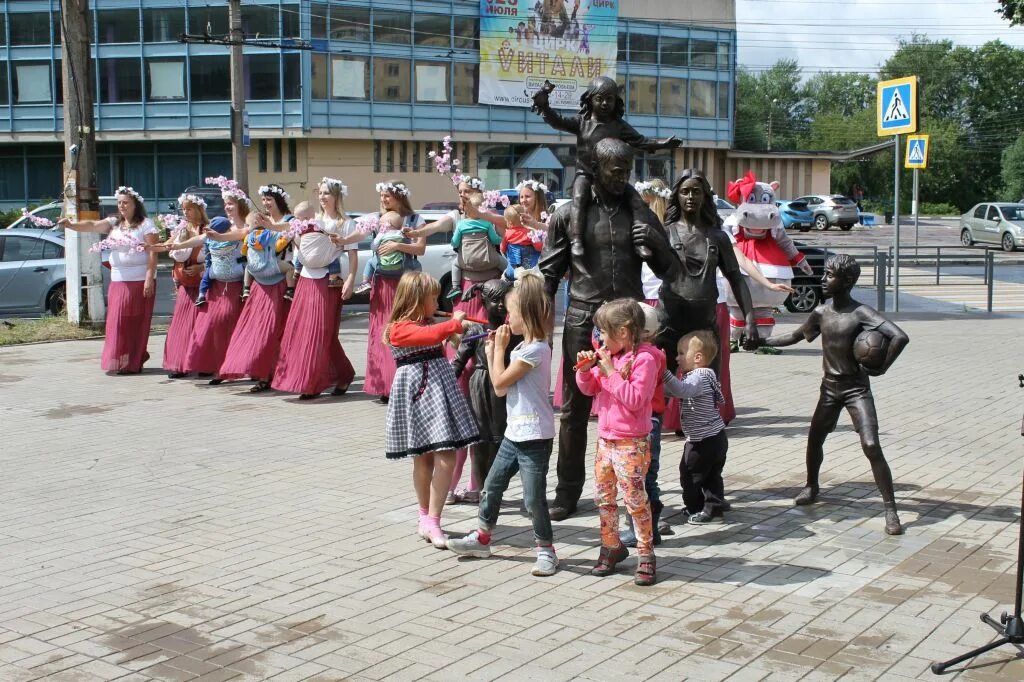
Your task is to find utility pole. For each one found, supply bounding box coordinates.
[60,0,105,324]
[228,0,249,193]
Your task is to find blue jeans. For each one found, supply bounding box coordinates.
[647,414,662,510]
[479,438,554,544]
[504,243,540,280]
[198,251,213,297]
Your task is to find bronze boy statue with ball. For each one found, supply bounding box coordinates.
[761,254,910,535]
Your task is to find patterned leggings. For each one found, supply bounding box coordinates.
[594,437,653,555]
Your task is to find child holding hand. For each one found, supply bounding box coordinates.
[576,298,660,586]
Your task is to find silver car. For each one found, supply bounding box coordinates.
[7,197,120,231]
[960,203,1024,252]
[796,194,859,231]
[0,228,67,315]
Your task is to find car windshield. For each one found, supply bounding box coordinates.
[1000,206,1024,221]
[832,196,856,205]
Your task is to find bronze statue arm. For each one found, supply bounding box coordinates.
[869,320,909,376]
[764,312,821,347]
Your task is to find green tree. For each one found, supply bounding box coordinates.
[1002,131,1024,201]
[801,72,874,119]
[734,60,804,151]
[997,1,1024,25]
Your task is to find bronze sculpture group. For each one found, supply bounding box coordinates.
[533,77,910,533]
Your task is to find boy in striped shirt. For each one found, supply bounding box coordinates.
[663,329,728,524]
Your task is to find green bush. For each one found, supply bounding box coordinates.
[0,208,24,229]
[918,202,960,216]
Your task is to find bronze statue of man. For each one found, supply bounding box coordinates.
[762,254,909,535]
[538,137,679,521]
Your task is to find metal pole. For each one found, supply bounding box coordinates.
[228,0,249,193]
[987,251,994,313]
[894,134,901,313]
[912,168,920,261]
[875,251,887,312]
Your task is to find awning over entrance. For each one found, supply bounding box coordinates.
[515,146,563,170]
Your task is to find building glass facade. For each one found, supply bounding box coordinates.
[0,0,736,207]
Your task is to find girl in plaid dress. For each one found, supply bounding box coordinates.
[384,272,481,548]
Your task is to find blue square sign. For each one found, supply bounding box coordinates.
[877,76,918,136]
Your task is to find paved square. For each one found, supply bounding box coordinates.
[1,313,1022,681]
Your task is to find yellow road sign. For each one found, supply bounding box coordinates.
[905,134,929,169]
[877,76,918,136]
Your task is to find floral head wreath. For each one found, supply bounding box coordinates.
[259,184,290,201]
[319,177,349,197]
[177,193,207,209]
[634,181,672,200]
[375,181,411,197]
[116,186,145,203]
[205,175,248,203]
[516,180,548,194]
[462,177,485,191]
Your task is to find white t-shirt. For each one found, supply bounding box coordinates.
[107,218,158,282]
[299,217,361,280]
[641,264,661,300]
[505,340,555,442]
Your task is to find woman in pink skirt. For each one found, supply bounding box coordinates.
[183,191,248,381]
[153,194,209,378]
[364,180,426,404]
[59,187,158,374]
[272,179,362,399]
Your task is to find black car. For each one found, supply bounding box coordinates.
[167,186,225,218]
[784,241,828,313]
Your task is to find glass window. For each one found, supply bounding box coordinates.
[386,141,394,173]
[273,140,282,173]
[454,63,478,105]
[42,240,64,260]
[54,60,63,105]
[258,140,268,172]
[246,55,280,100]
[413,142,420,173]
[629,34,658,64]
[26,157,62,201]
[454,16,478,50]
[0,16,5,47]
[190,56,230,102]
[119,156,155,200]
[310,2,327,39]
[14,63,51,103]
[147,59,185,100]
[399,141,408,173]
[144,9,185,43]
[374,58,410,103]
[311,53,328,99]
[0,66,7,105]
[241,4,278,37]
[283,54,301,99]
[374,141,381,173]
[691,40,717,69]
[97,9,140,44]
[201,153,232,180]
[1,236,45,262]
[617,32,627,62]
[659,77,686,116]
[416,62,449,103]
[288,139,297,172]
[283,4,300,37]
[628,75,657,115]
[99,59,143,104]
[0,150,25,200]
[331,57,369,100]
[189,6,228,36]
[157,156,199,200]
[9,13,51,46]
[717,42,730,71]
[718,82,730,119]
[660,36,688,67]
[690,80,716,117]
[374,11,410,44]
[330,6,370,41]
[415,14,450,47]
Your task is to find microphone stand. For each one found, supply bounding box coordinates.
[931,373,1024,674]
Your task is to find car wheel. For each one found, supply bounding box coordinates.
[46,283,67,316]
[840,223,853,231]
[1002,232,1016,252]
[960,229,974,247]
[813,215,830,231]
[785,283,822,313]
[437,272,454,313]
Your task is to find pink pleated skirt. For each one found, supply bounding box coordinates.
[364,276,400,397]
[102,280,155,374]
[272,276,355,395]
[184,280,244,375]
[163,285,199,373]
[663,303,735,431]
[220,280,289,382]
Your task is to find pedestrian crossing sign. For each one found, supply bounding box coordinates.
[905,135,929,169]
[877,76,918,136]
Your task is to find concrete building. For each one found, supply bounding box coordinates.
[0,0,751,212]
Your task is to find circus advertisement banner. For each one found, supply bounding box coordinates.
[479,0,619,108]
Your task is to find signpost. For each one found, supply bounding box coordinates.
[905,135,929,258]
[877,76,919,312]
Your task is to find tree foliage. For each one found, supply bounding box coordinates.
[1002,131,1024,201]
[997,1,1024,25]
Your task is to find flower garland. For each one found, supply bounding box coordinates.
[205,175,248,203]
[259,184,290,201]
[634,181,672,200]
[157,213,188,239]
[20,209,54,228]
[354,214,382,235]
[375,181,411,197]
[177,193,207,209]
[115,186,144,202]
[516,179,549,194]
[427,135,465,186]
[89,231,146,254]
[319,177,349,196]
[286,217,323,239]
[482,190,511,210]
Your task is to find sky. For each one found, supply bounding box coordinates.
[735,0,1024,75]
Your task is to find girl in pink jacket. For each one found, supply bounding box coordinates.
[576,298,659,586]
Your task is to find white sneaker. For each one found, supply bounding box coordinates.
[532,547,558,576]
[448,530,492,558]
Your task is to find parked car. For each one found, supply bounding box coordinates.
[0,228,67,315]
[959,203,1024,252]
[715,197,735,221]
[795,194,859,231]
[776,199,814,232]
[169,186,225,218]
[784,241,828,313]
[7,197,120,231]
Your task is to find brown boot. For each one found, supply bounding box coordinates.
[634,553,657,586]
[590,544,628,577]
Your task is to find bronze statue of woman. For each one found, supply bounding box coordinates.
[657,169,758,374]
